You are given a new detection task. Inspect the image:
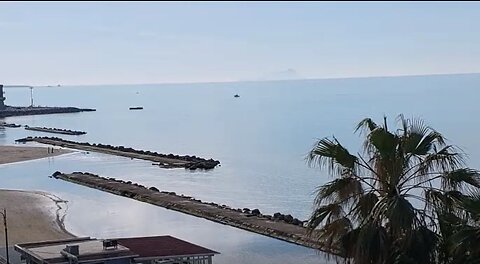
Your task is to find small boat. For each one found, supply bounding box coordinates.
[234,94,240,98]
[129,107,144,110]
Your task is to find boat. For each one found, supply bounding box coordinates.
[129,107,144,110]
[234,94,240,98]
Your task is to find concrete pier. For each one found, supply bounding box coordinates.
[52,172,332,252]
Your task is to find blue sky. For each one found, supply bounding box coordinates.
[1,2,480,85]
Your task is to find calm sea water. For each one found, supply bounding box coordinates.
[1,74,480,263]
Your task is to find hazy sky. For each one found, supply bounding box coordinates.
[1,1,480,85]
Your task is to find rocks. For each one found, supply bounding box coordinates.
[284,214,294,224]
[0,106,96,118]
[54,171,318,249]
[20,136,220,170]
[51,171,62,178]
[24,126,87,135]
[251,209,261,216]
[292,218,303,226]
[271,212,304,226]
[14,137,32,143]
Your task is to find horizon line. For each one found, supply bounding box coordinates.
[6,71,480,88]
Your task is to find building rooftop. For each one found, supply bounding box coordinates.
[116,236,219,259]
[15,237,137,264]
[15,236,219,264]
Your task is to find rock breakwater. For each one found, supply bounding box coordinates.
[52,171,328,251]
[0,106,95,118]
[17,137,220,170]
[25,126,87,135]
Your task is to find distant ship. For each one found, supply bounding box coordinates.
[129,107,144,110]
[234,94,240,98]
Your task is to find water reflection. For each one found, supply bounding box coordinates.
[0,155,328,264]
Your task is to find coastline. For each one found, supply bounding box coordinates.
[0,145,71,165]
[0,189,75,246]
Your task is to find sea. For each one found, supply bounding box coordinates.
[1,73,480,263]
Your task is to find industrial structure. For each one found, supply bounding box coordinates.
[0,85,5,110]
[15,236,218,264]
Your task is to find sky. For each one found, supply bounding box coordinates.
[1,1,480,85]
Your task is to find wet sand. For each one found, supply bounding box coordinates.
[0,146,70,165]
[0,190,75,246]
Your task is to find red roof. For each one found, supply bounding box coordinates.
[116,236,219,258]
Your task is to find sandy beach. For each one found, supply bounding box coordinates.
[0,146,75,245]
[0,145,70,165]
[0,190,75,246]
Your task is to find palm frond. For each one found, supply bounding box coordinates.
[355,118,378,135]
[316,217,352,250]
[366,127,398,157]
[442,169,480,191]
[373,195,416,235]
[307,203,344,231]
[417,145,465,177]
[351,192,379,222]
[314,177,363,205]
[308,137,358,176]
[341,223,389,264]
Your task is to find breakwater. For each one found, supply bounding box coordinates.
[16,137,220,170]
[52,172,328,251]
[0,122,21,128]
[24,126,87,135]
[0,106,95,118]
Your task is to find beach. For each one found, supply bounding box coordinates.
[0,145,70,165]
[0,190,75,246]
[0,145,74,245]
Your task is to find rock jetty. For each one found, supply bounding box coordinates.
[17,137,220,170]
[24,126,87,135]
[0,106,95,118]
[0,122,21,128]
[52,171,330,251]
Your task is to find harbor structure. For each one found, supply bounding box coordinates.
[0,85,5,110]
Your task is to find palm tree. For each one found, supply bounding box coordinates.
[435,191,480,264]
[306,115,480,264]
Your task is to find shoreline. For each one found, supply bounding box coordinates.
[0,145,71,165]
[0,189,75,246]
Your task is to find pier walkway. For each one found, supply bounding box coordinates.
[53,172,329,252]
